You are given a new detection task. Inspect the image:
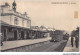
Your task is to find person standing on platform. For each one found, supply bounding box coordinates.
[71,37,74,47]
[71,31,75,47]
[0,33,3,46]
[75,36,79,48]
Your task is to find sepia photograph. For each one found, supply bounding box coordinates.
[0,0,79,52]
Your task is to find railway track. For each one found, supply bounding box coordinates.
[26,40,67,52]
[53,41,67,52]
[26,41,56,52]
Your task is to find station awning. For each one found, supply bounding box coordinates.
[0,20,31,30]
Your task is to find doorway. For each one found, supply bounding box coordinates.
[21,31,24,40]
[3,29,7,41]
[14,30,17,40]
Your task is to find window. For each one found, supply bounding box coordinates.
[27,20,31,27]
[22,19,24,26]
[14,17,18,25]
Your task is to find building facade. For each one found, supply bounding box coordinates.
[0,1,48,41]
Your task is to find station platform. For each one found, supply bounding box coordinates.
[1,37,51,51]
[63,37,79,52]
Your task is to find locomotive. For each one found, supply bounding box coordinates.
[50,30,69,42]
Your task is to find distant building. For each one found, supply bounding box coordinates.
[31,26,49,38]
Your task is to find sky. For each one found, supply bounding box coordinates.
[0,0,79,33]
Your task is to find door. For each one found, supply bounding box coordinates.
[21,31,24,40]
[26,31,29,39]
[14,30,17,40]
[3,29,6,41]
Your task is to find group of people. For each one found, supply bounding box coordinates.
[71,36,79,48]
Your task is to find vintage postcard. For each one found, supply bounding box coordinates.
[0,0,79,52]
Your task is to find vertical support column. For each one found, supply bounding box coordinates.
[2,30,3,41]
[39,32,40,38]
[6,28,8,41]
[28,30,30,39]
[26,30,28,39]
[18,30,21,40]
[1,27,4,41]
[35,32,37,39]
[31,31,33,39]
[17,29,18,40]
[42,33,44,38]
[24,31,26,40]
[36,32,37,39]
[38,32,39,38]
[27,30,29,39]
[31,31,32,39]
[37,32,39,38]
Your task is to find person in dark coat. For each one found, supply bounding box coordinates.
[71,37,74,47]
[0,33,3,46]
[75,36,79,48]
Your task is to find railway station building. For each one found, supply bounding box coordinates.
[0,1,48,41]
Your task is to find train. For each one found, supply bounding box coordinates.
[50,30,69,42]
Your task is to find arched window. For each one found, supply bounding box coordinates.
[14,17,18,25]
